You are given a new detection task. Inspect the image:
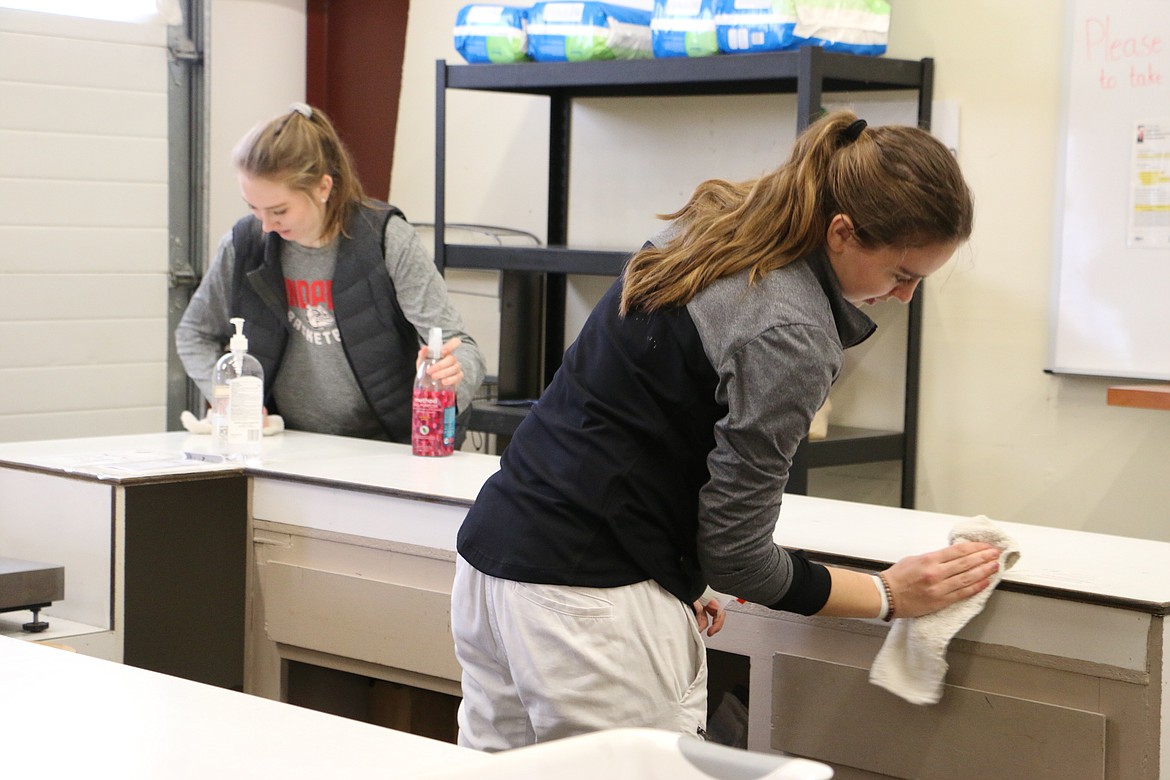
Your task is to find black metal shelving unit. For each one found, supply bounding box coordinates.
[435,47,933,508]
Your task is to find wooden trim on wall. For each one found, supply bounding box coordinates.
[306,0,409,201]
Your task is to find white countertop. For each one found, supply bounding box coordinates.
[0,431,240,480]
[249,435,502,505]
[0,636,486,778]
[0,431,500,504]
[0,637,835,780]
[2,431,1168,610]
[774,494,1170,611]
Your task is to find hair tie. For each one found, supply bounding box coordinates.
[842,118,867,143]
[289,102,313,119]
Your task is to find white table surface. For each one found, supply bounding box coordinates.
[0,431,500,503]
[0,637,835,780]
[773,494,1170,610]
[0,636,486,778]
[250,436,502,504]
[2,431,1168,609]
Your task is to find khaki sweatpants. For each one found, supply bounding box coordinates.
[451,554,708,752]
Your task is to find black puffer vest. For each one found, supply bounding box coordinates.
[229,202,419,442]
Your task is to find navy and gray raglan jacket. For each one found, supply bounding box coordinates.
[456,246,875,613]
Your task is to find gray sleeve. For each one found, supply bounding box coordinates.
[174,233,236,406]
[382,216,486,412]
[696,324,837,605]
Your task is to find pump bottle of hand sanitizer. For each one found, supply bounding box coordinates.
[212,317,265,463]
[411,327,456,457]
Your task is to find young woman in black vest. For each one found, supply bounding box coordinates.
[177,104,484,441]
[452,111,1002,750]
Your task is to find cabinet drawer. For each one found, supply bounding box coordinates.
[771,654,1105,779]
[258,560,461,683]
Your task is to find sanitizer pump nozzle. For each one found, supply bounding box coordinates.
[229,317,249,352]
[229,317,249,372]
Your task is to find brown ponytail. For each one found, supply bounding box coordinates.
[620,110,974,315]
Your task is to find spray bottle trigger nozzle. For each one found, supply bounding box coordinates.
[427,327,443,360]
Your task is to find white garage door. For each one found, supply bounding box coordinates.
[0,6,171,441]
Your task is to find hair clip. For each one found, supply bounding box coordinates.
[842,118,867,143]
[289,102,313,119]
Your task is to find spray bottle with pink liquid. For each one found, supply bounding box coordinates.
[411,327,456,457]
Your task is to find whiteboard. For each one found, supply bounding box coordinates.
[1049,0,1170,380]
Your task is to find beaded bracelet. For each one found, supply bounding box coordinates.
[876,571,896,622]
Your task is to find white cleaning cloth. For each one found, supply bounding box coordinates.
[180,410,285,436]
[869,515,1020,705]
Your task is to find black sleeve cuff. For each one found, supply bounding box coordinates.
[766,549,832,616]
